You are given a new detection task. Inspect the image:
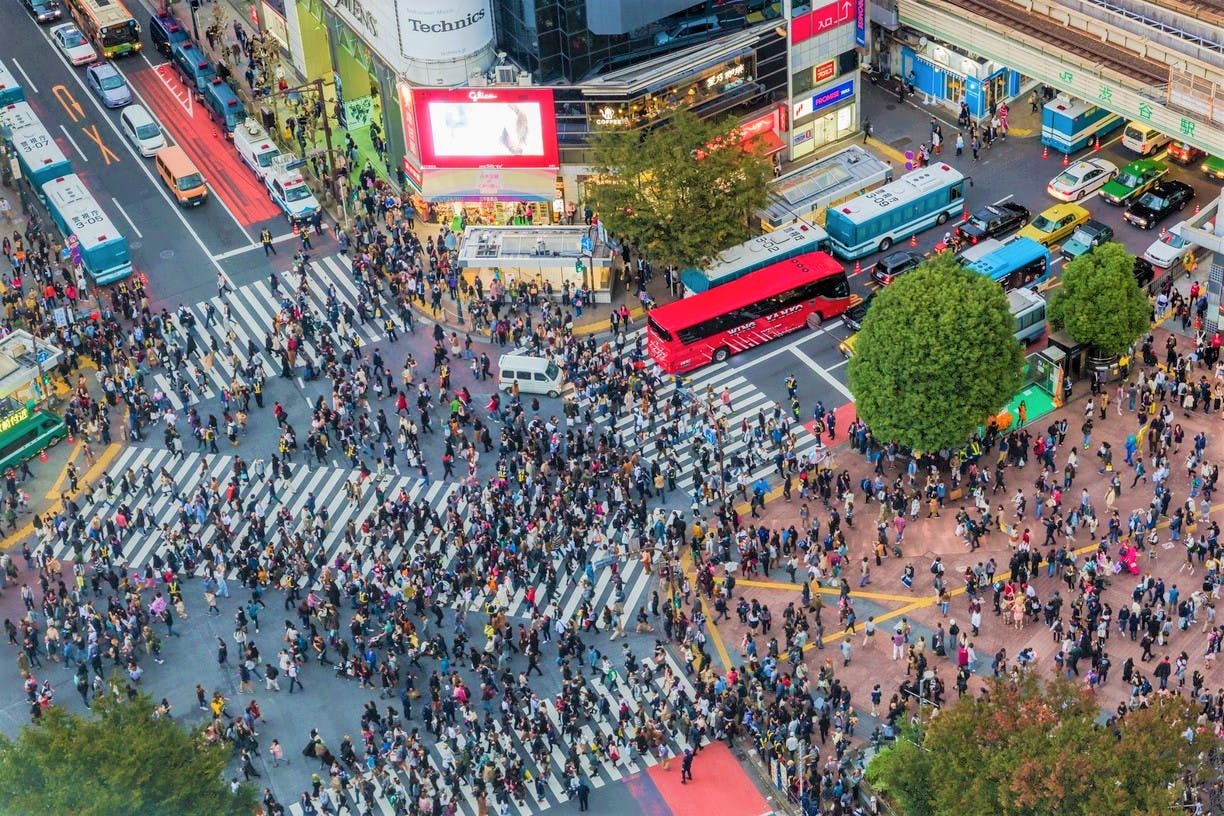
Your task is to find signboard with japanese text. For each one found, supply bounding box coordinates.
[791,0,855,45]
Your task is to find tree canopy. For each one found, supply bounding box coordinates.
[0,692,256,816]
[585,109,773,271]
[866,673,1206,816]
[847,254,1025,452]
[1047,241,1150,356]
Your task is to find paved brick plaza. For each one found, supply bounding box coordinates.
[710,324,1224,743]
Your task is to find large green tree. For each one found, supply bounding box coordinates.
[585,109,772,270]
[0,692,256,816]
[1047,241,1150,356]
[847,254,1024,452]
[866,673,1206,816]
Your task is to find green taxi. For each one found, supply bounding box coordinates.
[1100,158,1167,205]
[1203,155,1224,181]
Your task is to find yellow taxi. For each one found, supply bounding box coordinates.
[1016,203,1090,247]
[838,332,859,358]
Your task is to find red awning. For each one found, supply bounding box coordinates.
[743,130,785,156]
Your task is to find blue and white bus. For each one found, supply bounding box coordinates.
[9,119,74,193]
[1041,96,1123,154]
[41,174,132,285]
[680,222,830,294]
[1008,287,1047,346]
[966,237,1051,291]
[824,164,967,260]
[0,60,24,107]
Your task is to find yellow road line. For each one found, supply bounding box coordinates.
[2,443,122,552]
[45,442,84,499]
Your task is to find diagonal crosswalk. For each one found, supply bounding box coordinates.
[281,644,703,816]
[51,447,654,630]
[150,255,390,410]
[571,328,830,495]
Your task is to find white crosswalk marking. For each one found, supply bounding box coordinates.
[156,255,388,409]
[572,328,830,493]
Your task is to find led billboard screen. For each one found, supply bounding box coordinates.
[413,88,559,169]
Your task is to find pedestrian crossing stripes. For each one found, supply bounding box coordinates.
[282,644,703,816]
[52,447,655,630]
[573,329,831,495]
[150,254,389,411]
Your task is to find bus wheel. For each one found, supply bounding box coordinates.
[878,237,893,252]
[936,211,949,225]
[712,347,730,363]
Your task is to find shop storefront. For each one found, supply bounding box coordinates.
[550,29,789,202]
[399,86,562,222]
[896,42,1023,118]
[283,0,498,181]
[787,0,864,160]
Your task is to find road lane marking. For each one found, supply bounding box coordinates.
[52,84,83,122]
[81,123,121,164]
[113,197,144,238]
[32,23,230,278]
[11,59,38,94]
[730,320,843,373]
[209,232,295,261]
[790,345,853,400]
[992,194,1014,204]
[58,124,88,162]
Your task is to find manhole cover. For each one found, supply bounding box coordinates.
[130,242,142,251]
[160,249,174,260]
[886,104,898,110]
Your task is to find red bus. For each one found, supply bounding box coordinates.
[646,251,850,373]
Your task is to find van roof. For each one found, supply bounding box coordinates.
[155,144,197,173]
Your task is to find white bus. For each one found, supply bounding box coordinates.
[680,222,830,295]
[42,174,132,285]
[824,164,967,260]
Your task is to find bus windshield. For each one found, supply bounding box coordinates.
[101,20,139,47]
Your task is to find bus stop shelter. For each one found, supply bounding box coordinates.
[757,145,893,231]
[455,225,616,304]
[0,330,63,404]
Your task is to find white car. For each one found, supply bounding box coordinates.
[1142,221,1209,270]
[1046,157,1117,201]
[119,104,166,157]
[51,23,96,66]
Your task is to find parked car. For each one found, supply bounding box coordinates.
[21,0,62,23]
[1016,203,1090,247]
[1122,180,1194,229]
[85,62,132,109]
[1132,257,1155,290]
[1046,157,1116,201]
[1203,155,1224,181]
[50,23,96,66]
[1060,220,1113,261]
[1100,158,1167,205]
[955,202,1030,243]
[870,250,922,286]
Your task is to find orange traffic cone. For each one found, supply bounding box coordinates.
[1160,226,1167,238]
[1093,136,1100,152]
[1042,145,1048,159]
[1195,202,1201,214]
[67,431,74,445]
[910,233,918,248]
[38,449,48,463]
[1062,152,1069,166]
[853,260,861,275]
[963,205,970,220]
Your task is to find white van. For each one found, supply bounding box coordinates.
[1121,122,1171,156]
[232,118,281,181]
[118,104,166,157]
[498,353,566,397]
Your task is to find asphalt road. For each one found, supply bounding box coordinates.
[3,1,291,306]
